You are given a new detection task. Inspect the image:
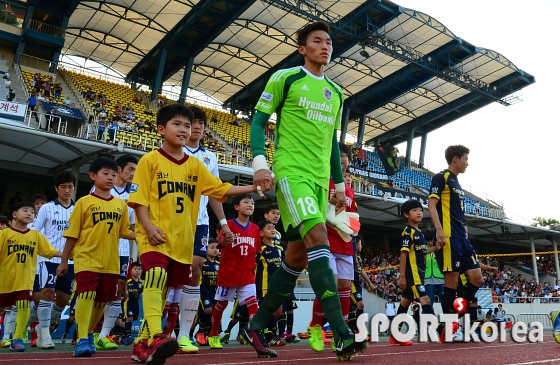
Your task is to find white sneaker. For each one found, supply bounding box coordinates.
[39,327,55,349]
[36,326,43,348]
[452,327,464,342]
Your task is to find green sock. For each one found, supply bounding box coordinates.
[249,262,301,331]
[307,244,350,339]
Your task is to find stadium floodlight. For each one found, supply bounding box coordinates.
[427,56,432,62]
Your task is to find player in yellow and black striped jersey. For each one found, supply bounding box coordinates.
[119,262,143,345]
[393,200,440,346]
[255,220,285,346]
[194,239,219,345]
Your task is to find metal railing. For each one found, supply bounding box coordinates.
[84,125,163,151]
[516,313,553,329]
[57,68,94,124]
[26,19,64,37]
[21,110,64,133]
[17,54,55,73]
[12,61,29,99]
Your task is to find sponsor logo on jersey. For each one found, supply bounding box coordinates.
[261,92,273,102]
[301,85,309,91]
[323,87,332,101]
[431,187,439,194]
[203,156,211,165]
[257,101,271,109]
[130,183,138,193]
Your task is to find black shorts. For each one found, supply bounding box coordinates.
[435,237,480,273]
[230,299,248,322]
[119,256,130,281]
[402,284,428,300]
[38,262,75,295]
[68,292,77,316]
[351,281,363,305]
[200,290,216,310]
[282,292,298,311]
[33,274,40,293]
[193,225,210,258]
[124,301,139,320]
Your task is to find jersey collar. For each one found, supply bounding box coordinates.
[91,192,114,201]
[233,218,251,230]
[300,66,324,80]
[183,144,205,154]
[10,227,30,234]
[53,198,75,208]
[158,148,189,165]
[113,185,129,195]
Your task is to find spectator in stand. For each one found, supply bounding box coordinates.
[54,83,62,99]
[97,118,106,141]
[63,96,71,105]
[28,93,37,111]
[34,77,43,93]
[7,88,15,102]
[98,108,107,120]
[385,297,396,334]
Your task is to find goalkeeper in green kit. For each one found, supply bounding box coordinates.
[240,21,368,361]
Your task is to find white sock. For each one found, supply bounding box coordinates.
[98,301,121,338]
[50,304,65,326]
[38,300,51,330]
[177,285,200,339]
[2,310,14,340]
[26,302,38,327]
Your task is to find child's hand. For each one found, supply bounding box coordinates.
[57,262,68,276]
[145,223,166,245]
[397,276,407,290]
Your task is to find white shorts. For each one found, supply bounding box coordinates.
[329,252,354,280]
[166,286,182,304]
[214,284,256,305]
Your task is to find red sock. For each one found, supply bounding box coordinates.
[162,303,170,320]
[165,303,179,336]
[31,320,39,341]
[245,296,258,319]
[309,297,324,327]
[339,288,351,321]
[210,301,227,337]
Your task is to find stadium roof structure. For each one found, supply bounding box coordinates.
[60,0,535,147]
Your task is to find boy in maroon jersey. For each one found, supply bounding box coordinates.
[208,194,261,349]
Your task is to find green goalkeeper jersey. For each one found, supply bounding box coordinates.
[255,66,344,189]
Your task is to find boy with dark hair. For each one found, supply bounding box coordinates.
[121,262,143,345]
[0,217,8,230]
[27,192,47,347]
[428,145,483,342]
[255,220,285,347]
[56,157,135,357]
[90,154,138,350]
[247,20,367,360]
[347,235,374,334]
[128,104,262,364]
[392,199,440,346]
[30,170,76,349]
[178,105,231,354]
[208,194,261,350]
[0,202,61,352]
[194,239,219,346]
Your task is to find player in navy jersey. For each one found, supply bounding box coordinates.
[194,239,219,346]
[392,200,440,346]
[178,106,231,354]
[255,220,285,347]
[428,145,483,342]
[31,171,76,349]
[121,262,143,345]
